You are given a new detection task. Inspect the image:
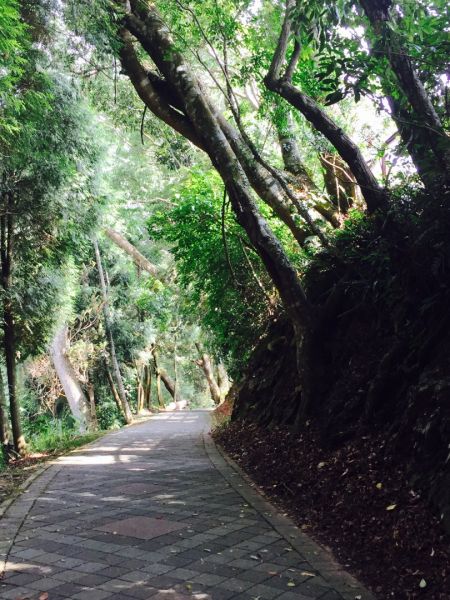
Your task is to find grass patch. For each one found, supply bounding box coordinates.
[0,430,107,505]
[28,429,105,455]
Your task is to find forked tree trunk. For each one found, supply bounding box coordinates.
[265,0,388,213]
[319,153,358,213]
[93,239,133,424]
[50,325,93,433]
[119,6,314,338]
[117,3,318,412]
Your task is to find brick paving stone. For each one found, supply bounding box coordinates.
[0,412,374,600]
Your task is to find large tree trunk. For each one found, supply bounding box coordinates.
[152,347,178,402]
[104,228,158,276]
[195,344,221,405]
[264,1,388,214]
[275,112,342,226]
[93,239,133,424]
[359,0,450,187]
[118,8,314,339]
[144,365,152,409]
[50,325,93,433]
[1,203,26,455]
[105,365,126,418]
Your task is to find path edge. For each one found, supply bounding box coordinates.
[0,431,112,578]
[203,430,376,600]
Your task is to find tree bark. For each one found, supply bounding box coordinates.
[105,365,126,418]
[86,377,98,430]
[195,344,221,405]
[359,0,450,185]
[104,228,158,276]
[1,202,26,455]
[265,1,388,214]
[156,372,164,408]
[144,364,152,409]
[50,325,93,433]
[275,112,342,226]
[93,239,133,424]
[121,5,314,341]
[0,366,10,460]
[319,153,358,214]
[152,347,179,402]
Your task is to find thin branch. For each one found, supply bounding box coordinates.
[221,189,240,287]
[140,104,147,145]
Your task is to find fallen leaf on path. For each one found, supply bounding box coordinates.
[386,504,397,511]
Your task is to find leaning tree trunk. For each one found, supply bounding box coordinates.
[264,0,388,214]
[105,365,126,418]
[275,111,341,227]
[50,325,94,433]
[116,3,319,414]
[93,239,133,424]
[195,344,221,405]
[152,347,179,403]
[104,228,158,276]
[1,204,26,455]
[118,7,314,339]
[359,0,450,187]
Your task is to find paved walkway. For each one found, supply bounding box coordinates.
[0,412,373,600]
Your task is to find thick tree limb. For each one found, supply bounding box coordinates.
[105,228,158,276]
[265,2,388,214]
[359,0,450,185]
[50,325,93,433]
[121,5,315,335]
[118,29,205,151]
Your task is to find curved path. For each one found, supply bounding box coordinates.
[0,412,373,600]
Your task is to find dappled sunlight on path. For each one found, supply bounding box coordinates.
[0,411,373,600]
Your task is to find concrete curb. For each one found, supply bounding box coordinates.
[203,431,376,600]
